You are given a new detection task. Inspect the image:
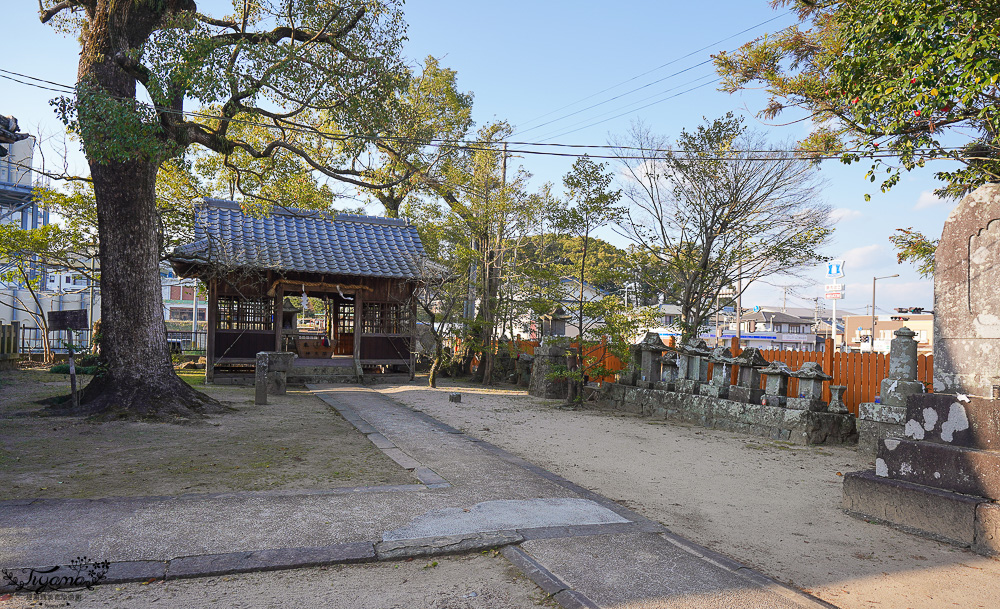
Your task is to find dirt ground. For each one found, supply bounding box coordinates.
[375,378,1000,609]
[0,551,555,609]
[0,369,412,500]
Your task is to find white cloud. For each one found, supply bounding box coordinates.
[841,244,883,272]
[829,207,862,223]
[914,190,946,210]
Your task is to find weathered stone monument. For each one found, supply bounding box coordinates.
[760,361,792,407]
[729,347,768,404]
[254,351,295,405]
[843,183,1000,555]
[701,347,733,398]
[528,340,568,400]
[787,362,833,411]
[674,338,710,394]
[856,327,925,457]
[635,332,670,389]
[656,349,679,391]
[828,385,849,415]
[515,353,534,388]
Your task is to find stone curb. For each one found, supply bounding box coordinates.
[375,531,523,561]
[0,532,532,593]
[500,546,600,609]
[308,385,451,489]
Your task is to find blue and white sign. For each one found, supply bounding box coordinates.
[827,260,846,278]
[752,305,761,313]
[722,306,735,313]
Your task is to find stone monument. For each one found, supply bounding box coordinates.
[787,362,833,411]
[637,332,671,389]
[528,340,568,400]
[701,347,733,398]
[673,338,710,395]
[759,361,792,407]
[855,327,925,458]
[729,347,768,404]
[843,183,1000,555]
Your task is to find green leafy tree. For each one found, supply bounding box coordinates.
[890,227,938,278]
[0,224,88,362]
[612,115,833,340]
[714,0,1000,200]
[552,156,623,402]
[38,0,407,417]
[402,197,474,388]
[359,56,474,218]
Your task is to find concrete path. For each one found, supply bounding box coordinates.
[0,386,835,608]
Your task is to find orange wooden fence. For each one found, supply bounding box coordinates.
[507,337,932,416]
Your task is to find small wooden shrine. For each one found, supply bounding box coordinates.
[168,199,426,381]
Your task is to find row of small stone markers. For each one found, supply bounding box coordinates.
[633,333,847,415]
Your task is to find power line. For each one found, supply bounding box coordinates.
[0,66,969,163]
[514,61,715,137]
[534,75,721,142]
[511,11,794,133]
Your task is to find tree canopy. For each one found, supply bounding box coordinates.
[38,0,413,417]
[612,114,832,338]
[714,0,1000,199]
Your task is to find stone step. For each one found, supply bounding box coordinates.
[842,469,983,547]
[904,394,1000,450]
[287,374,358,384]
[876,437,1000,500]
[292,366,356,375]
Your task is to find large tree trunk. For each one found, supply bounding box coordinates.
[62,0,223,419]
[75,159,224,419]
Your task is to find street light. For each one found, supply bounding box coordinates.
[871,274,899,352]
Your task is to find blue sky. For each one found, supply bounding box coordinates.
[3,1,959,315]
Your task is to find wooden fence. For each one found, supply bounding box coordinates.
[513,336,932,416]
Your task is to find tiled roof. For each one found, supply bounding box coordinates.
[170,199,426,279]
[744,311,813,324]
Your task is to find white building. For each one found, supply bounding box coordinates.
[160,266,207,323]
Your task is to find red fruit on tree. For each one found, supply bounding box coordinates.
[914,110,921,117]
[910,78,917,84]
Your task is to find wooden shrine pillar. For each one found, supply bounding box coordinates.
[353,288,363,367]
[409,295,417,380]
[273,276,283,353]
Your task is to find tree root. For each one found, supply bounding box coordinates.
[42,373,231,422]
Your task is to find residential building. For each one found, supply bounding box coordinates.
[160,266,207,323]
[706,310,820,351]
[844,312,933,354]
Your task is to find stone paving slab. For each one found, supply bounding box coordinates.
[520,532,834,609]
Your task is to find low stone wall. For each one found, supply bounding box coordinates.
[600,383,857,445]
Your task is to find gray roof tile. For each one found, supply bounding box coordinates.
[170,199,427,279]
